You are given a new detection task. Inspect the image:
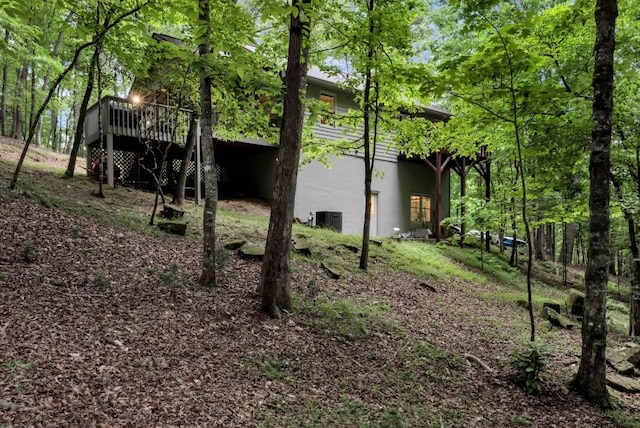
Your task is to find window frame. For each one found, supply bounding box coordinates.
[409,194,432,225]
[319,91,337,127]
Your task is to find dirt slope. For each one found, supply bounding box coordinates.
[0,140,638,427]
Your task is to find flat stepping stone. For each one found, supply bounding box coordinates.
[608,345,640,367]
[321,261,343,279]
[239,242,265,260]
[294,239,312,256]
[224,239,247,250]
[609,360,636,376]
[157,221,187,236]
[343,244,359,253]
[606,373,640,393]
[542,307,580,329]
[418,282,437,292]
[161,204,185,219]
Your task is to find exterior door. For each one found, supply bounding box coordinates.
[370,193,378,236]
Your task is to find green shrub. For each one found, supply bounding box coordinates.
[510,341,548,394]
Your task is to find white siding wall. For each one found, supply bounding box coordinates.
[295,155,450,236]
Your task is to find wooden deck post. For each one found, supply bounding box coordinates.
[424,149,450,242]
[106,133,114,188]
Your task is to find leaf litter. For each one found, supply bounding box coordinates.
[0,188,638,426]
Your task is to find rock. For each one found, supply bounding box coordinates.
[609,360,636,376]
[321,261,342,279]
[565,289,585,316]
[418,282,436,292]
[370,238,383,246]
[542,302,562,314]
[157,221,187,236]
[343,244,359,253]
[161,204,185,219]
[606,373,640,393]
[224,239,247,250]
[608,345,640,367]
[238,242,265,260]
[543,307,580,329]
[294,239,312,256]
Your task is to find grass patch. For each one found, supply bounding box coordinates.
[385,240,480,283]
[250,352,288,380]
[299,297,397,342]
[2,359,33,372]
[606,409,640,428]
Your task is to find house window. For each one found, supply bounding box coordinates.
[319,92,336,126]
[410,194,431,223]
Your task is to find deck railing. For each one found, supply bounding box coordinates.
[85,96,193,147]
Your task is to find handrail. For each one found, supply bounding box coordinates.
[85,96,194,147]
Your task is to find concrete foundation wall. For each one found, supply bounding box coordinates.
[295,155,450,236]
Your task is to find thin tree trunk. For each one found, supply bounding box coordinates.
[29,66,36,141]
[199,0,218,288]
[37,31,64,148]
[259,0,311,316]
[65,46,99,178]
[572,0,617,409]
[359,0,376,271]
[559,222,577,265]
[172,114,198,206]
[11,65,27,140]
[50,109,58,151]
[0,30,9,136]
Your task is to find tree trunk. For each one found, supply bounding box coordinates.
[359,0,376,271]
[29,66,36,141]
[50,108,58,152]
[199,0,218,288]
[259,0,311,317]
[65,46,99,178]
[572,0,617,409]
[1,29,10,137]
[535,224,544,260]
[11,65,28,140]
[36,31,64,148]
[172,114,198,206]
[558,222,577,265]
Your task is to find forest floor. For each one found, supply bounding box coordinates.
[1,138,639,427]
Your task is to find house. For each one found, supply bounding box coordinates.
[84,34,484,239]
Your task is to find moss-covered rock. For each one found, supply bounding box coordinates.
[565,288,585,316]
[239,242,265,260]
[321,261,343,279]
[542,307,580,329]
[157,221,187,236]
[608,345,640,367]
[294,238,312,256]
[224,239,247,250]
[606,373,640,393]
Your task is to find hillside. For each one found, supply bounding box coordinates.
[1,138,639,427]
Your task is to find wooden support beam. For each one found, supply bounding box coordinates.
[106,133,114,188]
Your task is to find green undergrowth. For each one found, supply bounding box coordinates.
[256,393,471,428]
[296,296,398,342]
